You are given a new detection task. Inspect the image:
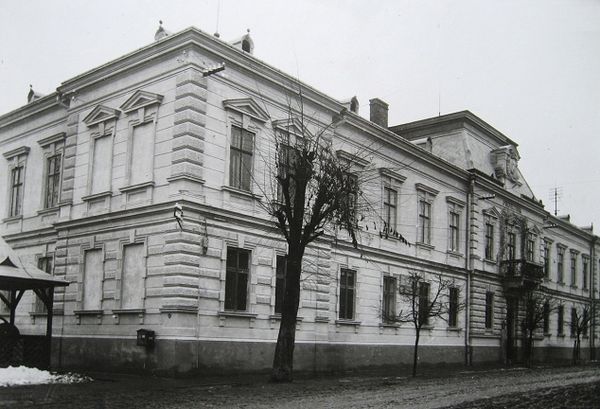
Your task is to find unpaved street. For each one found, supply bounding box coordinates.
[1,365,599,408]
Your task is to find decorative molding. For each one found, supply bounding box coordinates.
[336,150,369,168]
[415,182,439,196]
[3,146,30,159]
[38,132,66,147]
[82,105,120,126]
[81,190,113,202]
[272,117,310,138]
[222,97,270,123]
[119,181,155,193]
[379,168,406,183]
[446,196,466,207]
[120,90,164,114]
[482,207,501,219]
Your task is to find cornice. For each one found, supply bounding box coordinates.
[0,92,64,129]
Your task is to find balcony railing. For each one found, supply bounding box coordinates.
[501,259,544,292]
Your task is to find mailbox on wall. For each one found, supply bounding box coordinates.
[136,329,155,348]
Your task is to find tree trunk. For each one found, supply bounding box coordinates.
[412,328,421,377]
[526,331,534,368]
[271,248,303,382]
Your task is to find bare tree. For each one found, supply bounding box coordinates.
[570,304,592,364]
[268,99,364,382]
[521,290,557,367]
[392,272,463,377]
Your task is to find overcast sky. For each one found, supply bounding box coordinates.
[1,0,599,230]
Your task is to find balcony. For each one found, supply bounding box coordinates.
[501,259,544,293]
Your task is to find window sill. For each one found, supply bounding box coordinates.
[221,185,262,201]
[2,215,23,223]
[380,322,400,328]
[112,308,145,315]
[447,250,463,258]
[544,333,552,337]
[37,206,60,216]
[420,325,434,331]
[159,305,198,314]
[315,316,330,323]
[483,258,497,266]
[218,311,258,319]
[29,312,48,317]
[81,191,112,202]
[416,242,434,250]
[74,309,103,316]
[447,326,462,332]
[119,181,155,193]
[268,314,303,322]
[570,285,578,289]
[557,334,565,338]
[335,319,361,326]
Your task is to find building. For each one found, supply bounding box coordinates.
[1,25,598,374]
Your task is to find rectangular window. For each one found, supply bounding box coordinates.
[570,308,577,337]
[229,126,254,191]
[570,253,577,287]
[382,276,396,322]
[543,302,550,334]
[225,247,250,311]
[543,241,551,278]
[130,122,154,185]
[91,135,111,193]
[83,249,103,310]
[526,233,535,262]
[44,154,61,208]
[485,223,495,260]
[418,200,431,244]
[448,287,459,327]
[383,187,398,232]
[34,256,53,313]
[449,211,460,252]
[485,291,494,329]
[276,144,298,203]
[583,309,588,336]
[339,268,356,320]
[275,255,287,314]
[507,232,516,260]
[557,305,564,335]
[557,247,564,283]
[121,243,145,309]
[582,257,589,290]
[9,165,24,217]
[418,282,430,326]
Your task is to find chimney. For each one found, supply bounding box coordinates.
[369,98,388,128]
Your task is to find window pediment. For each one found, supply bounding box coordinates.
[415,183,439,196]
[3,146,30,159]
[272,118,311,138]
[379,168,406,184]
[83,105,120,127]
[336,150,369,168]
[223,98,270,123]
[482,207,501,219]
[120,90,164,114]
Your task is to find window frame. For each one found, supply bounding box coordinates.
[485,223,495,260]
[448,287,459,328]
[339,268,356,320]
[507,231,516,260]
[557,246,565,283]
[557,305,564,335]
[526,232,535,262]
[570,251,578,287]
[418,281,430,326]
[34,255,54,314]
[229,124,255,192]
[382,275,397,322]
[485,291,494,330]
[383,187,398,233]
[225,247,251,312]
[582,256,589,290]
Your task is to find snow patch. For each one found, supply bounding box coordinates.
[0,366,92,387]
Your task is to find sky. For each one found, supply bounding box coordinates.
[1,0,599,230]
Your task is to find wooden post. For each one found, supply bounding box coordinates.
[45,287,54,369]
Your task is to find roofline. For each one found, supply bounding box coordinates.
[0,92,62,128]
[389,110,519,148]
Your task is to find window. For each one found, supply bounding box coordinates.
[44,154,62,208]
[275,255,287,314]
[570,252,577,287]
[582,257,589,290]
[83,249,103,310]
[542,241,551,278]
[130,122,154,185]
[339,268,356,320]
[543,302,550,334]
[34,256,53,313]
[448,287,459,327]
[485,223,495,260]
[383,187,397,232]
[276,142,299,203]
[526,233,535,262]
[557,305,564,335]
[90,134,112,193]
[418,200,432,244]
[344,173,359,212]
[449,211,460,252]
[507,232,516,260]
[121,243,145,309]
[557,247,565,283]
[9,165,24,217]
[583,309,588,336]
[570,308,577,337]
[225,247,250,311]
[229,125,254,191]
[418,282,430,326]
[485,291,494,329]
[382,276,396,322]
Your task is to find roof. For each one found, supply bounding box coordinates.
[0,236,69,291]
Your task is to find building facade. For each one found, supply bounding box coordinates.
[1,26,598,374]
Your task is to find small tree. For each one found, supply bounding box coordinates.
[570,304,592,364]
[394,272,463,377]
[268,102,364,382]
[521,290,556,367]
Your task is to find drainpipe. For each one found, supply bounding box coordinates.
[464,174,475,366]
[590,236,597,360]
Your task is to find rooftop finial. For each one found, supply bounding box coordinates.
[154,20,170,41]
